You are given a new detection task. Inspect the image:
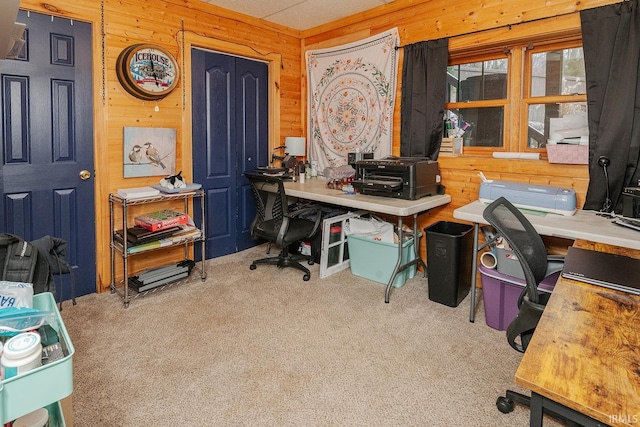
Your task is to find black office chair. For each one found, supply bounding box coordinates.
[482,197,568,419]
[245,172,322,281]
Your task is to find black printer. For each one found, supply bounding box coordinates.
[352,157,441,200]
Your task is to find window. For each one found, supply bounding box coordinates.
[524,43,586,149]
[446,58,508,148]
[445,33,586,156]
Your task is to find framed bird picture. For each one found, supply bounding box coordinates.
[123,127,176,177]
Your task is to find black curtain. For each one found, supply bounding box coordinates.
[400,38,449,160]
[581,1,640,212]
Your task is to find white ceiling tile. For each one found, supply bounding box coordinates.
[200,0,394,31]
[201,0,300,19]
[267,0,384,30]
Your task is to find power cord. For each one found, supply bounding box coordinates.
[598,156,612,213]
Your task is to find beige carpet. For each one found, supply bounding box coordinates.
[60,245,563,426]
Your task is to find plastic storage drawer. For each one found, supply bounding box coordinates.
[0,292,74,424]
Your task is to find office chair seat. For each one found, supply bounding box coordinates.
[246,172,322,281]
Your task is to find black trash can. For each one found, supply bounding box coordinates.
[425,221,474,307]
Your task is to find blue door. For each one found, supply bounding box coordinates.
[0,11,95,298]
[191,49,268,258]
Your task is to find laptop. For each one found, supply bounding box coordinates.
[561,247,640,295]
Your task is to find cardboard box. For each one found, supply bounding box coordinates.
[134,209,189,231]
[546,144,588,164]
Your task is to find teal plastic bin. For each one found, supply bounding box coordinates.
[47,401,67,427]
[347,233,417,288]
[0,292,74,424]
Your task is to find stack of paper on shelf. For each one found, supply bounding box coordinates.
[166,225,201,243]
[116,186,160,199]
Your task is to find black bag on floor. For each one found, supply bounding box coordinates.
[0,233,52,293]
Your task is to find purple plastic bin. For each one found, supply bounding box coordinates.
[479,265,560,331]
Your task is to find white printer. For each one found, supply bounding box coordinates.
[479,180,577,216]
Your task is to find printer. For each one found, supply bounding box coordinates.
[479,180,577,216]
[352,157,441,200]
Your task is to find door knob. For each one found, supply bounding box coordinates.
[79,170,91,180]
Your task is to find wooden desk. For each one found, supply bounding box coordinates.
[515,247,640,426]
[453,200,640,322]
[283,178,451,302]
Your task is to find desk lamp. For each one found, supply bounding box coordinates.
[285,137,307,175]
[285,137,306,160]
[271,137,306,172]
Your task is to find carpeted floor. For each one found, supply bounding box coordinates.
[60,244,563,426]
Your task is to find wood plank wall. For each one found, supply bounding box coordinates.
[302,0,620,267]
[16,0,621,293]
[19,0,304,292]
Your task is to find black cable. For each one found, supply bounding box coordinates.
[603,164,611,212]
[598,156,612,213]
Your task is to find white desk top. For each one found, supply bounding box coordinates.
[284,178,451,216]
[454,200,640,251]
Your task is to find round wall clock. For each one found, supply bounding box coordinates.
[116,44,180,100]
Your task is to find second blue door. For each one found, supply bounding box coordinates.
[191,49,269,258]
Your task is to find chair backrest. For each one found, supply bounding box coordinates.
[482,197,549,304]
[245,172,289,243]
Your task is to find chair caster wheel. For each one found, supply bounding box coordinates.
[308,260,314,265]
[250,264,257,270]
[496,396,515,414]
[303,274,310,281]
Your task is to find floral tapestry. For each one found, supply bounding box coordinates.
[306,28,400,172]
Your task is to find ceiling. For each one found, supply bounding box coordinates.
[199,0,397,31]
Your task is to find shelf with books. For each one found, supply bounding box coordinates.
[113,227,202,255]
[108,188,207,307]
